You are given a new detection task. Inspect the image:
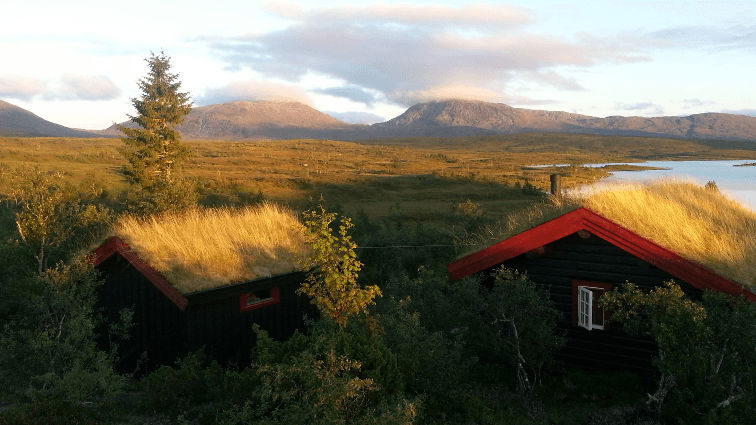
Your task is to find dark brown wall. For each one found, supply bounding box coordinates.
[96,254,187,371]
[185,276,318,366]
[96,255,317,371]
[484,232,704,374]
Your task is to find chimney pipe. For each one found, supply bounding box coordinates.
[550,174,562,198]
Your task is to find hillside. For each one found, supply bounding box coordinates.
[4,97,756,142]
[0,99,100,138]
[375,99,756,141]
[100,101,356,140]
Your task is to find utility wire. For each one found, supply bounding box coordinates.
[354,244,476,249]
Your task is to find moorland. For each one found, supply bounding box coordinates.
[2,132,756,226]
[3,132,756,425]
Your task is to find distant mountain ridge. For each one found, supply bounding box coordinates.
[374,99,756,141]
[3,98,756,142]
[0,100,99,138]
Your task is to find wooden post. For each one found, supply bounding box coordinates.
[550,174,561,198]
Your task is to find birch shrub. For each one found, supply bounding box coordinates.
[477,267,565,393]
[601,281,756,423]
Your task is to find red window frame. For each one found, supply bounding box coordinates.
[239,286,280,312]
[571,280,612,330]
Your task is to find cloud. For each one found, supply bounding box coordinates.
[614,101,665,116]
[324,110,385,124]
[390,85,506,105]
[0,75,47,101]
[197,80,313,106]
[0,74,121,102]
[315,86,376,105]
[49,74,122,101]
[508,95,559,106]
[263,2,534,28]
[206,4,646,107]
[518,71,586,91]
[646,25,756,51]
[681,98,716,110]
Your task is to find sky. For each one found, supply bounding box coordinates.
[2,0,755,129]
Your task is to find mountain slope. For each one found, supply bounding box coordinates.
[0,100,100,138]
[102,101,356,140]
[374,99,756,141]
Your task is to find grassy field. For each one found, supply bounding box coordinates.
[2,133,756,225]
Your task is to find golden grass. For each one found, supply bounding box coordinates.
[112,203,309,294]
[583,180,756,288]
[473,179,756,289]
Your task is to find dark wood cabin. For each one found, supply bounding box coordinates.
[448,207,756,374]
[91,237,318,371]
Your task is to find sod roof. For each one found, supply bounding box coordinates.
[110,203,309,294]
[468,179,756,290]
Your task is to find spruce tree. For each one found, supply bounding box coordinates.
[119,51,193,187]
[119,51,196,213]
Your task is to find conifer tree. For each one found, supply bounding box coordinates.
[119,51,193,187]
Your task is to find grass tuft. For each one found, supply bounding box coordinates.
[112,203,309,294]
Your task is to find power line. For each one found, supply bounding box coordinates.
[354,244,474,249]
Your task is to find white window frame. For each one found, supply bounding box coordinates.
[577,286,605,331]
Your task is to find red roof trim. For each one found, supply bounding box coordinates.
[448,207,756,301]
[90,237,189,310]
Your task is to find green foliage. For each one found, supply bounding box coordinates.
[0,169,122,403]
[375,294,470,400]
[220,323,415,425]
[124,177,199,215]
[119,51,193,187]
[602,281,756,422]
[478,268,566,393]
[141,349,252,423]
[0,256,125,401]
[350,209,457,284]
[0,400,100,425]
[119,51,196,215]
[5,168,111,273]
[299,205,381,328]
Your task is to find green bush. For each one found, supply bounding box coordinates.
[0,400,99,425]
[602,282,756,422]
[0,257,125,401]
[219,322,415,425]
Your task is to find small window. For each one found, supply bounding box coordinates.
[572,280,612,331]
[239,286,280,312]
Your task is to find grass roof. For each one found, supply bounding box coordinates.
[112,203,309,294]
[471,179,756,289]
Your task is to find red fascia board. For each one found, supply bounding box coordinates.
[448,208,586,280]
[448,208,756,302]
[90,237,189,310]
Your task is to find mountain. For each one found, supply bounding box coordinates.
[4,97,756,142]
[0,100,100,138]
[373,99,756,141]
[101,101,356,140]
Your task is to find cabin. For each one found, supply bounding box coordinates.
[448,181,756,373]
[90,204,317,370]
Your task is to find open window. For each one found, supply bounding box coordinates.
[571,280,612,331]
[239,286,280,312]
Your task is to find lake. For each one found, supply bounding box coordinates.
[564,160,756,212]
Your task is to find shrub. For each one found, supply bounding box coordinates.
[219,323,416,425]
[602,281,756,422]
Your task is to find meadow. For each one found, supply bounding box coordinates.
[2,133,755,227]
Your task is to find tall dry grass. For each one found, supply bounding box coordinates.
[582,179,756,288]
[473,179,756,289]
[113,203,309,294]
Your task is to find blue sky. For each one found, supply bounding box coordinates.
[2,0,755,129]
